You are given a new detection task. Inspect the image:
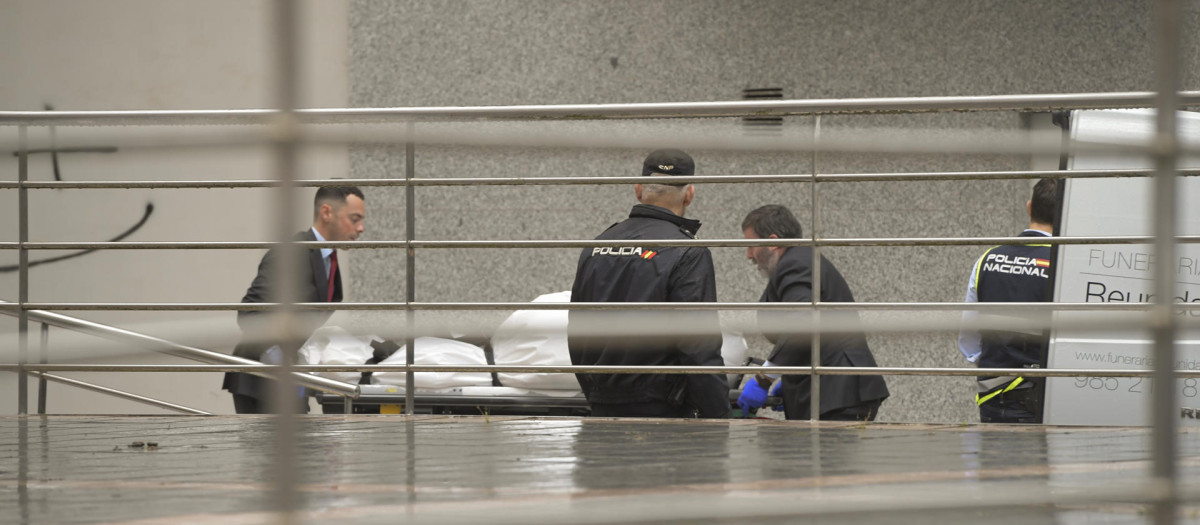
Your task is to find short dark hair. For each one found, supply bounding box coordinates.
[314,185,364,214]
[742,204,803,239]
[1030,178,1059,225]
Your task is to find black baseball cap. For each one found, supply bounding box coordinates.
[641,149,695,181]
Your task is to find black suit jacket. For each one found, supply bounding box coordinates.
[222,229,342,398]
[758,246,888,419]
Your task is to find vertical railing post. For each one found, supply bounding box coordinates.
[1151,1,1182,524]
[269,1,301,523]
[37,323,48,415]
[809,116,822,422]
[405,123,416,415]
[17,124,29,416]
[17,412,28,523]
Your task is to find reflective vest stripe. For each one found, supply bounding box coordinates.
[975,376,1025,406]
[974,247,998,285]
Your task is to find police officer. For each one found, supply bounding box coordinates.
[959,178,1060,423]
[567,149,731,419]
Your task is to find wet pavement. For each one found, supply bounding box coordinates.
[1,415,1198,524]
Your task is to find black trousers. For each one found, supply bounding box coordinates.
[979,394,1038,423]
[821,398,883,421]
[978,381,1042,424]
[230,392,310,414]
[231,393,263,414]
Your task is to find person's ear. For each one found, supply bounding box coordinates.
[1026,200,1033,219]
[320,203,333,222]
[682,185,695,207]
[767,233,782,254]
[634,184,644,202]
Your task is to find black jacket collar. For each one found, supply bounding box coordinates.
[629,204,703,235]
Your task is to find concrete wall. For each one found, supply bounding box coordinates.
[3,1,1197,422]
[0,0,349,415]
[346,0,1200,423]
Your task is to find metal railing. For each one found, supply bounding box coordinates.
[4,92,1197,524]
[4,96,1196,414]
[4,91,1200,125]
[0,301,361,414]
[29,369,210,415]
[0,167,1195,190]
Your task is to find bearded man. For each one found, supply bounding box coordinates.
[738,204,888,421]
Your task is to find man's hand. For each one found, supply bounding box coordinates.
[769,380,784,411]
[737,377,769,415]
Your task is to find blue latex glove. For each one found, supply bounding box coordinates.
[768,380,784,411]
[737,377,769,415]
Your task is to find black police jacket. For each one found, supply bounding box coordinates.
[568,204,731,418]
[975,230,1053,373]
[758,246,889,419]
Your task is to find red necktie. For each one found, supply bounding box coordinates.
[326,250,338,302]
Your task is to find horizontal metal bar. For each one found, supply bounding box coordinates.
[0,301,359,398]
[335,393,588,409]
[1,234,1198,251]
[408,301,1197,311]
[322,390,769,408]
[0,126,1175,162]
[3,363,1199,379]
[24,371,210,415]
[6,301,1196,344]
[10,122,1200,168]
[7,301,1198,312]
[3,91,1200,125]
[0,168,1194,190]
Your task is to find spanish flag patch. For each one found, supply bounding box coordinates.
[1035,258,1050,268]
[642,250,657,260]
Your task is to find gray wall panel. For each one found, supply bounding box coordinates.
[348,1,1199,422]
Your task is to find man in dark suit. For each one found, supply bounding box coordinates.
[737,205,888,421]
[222,186,366,414]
